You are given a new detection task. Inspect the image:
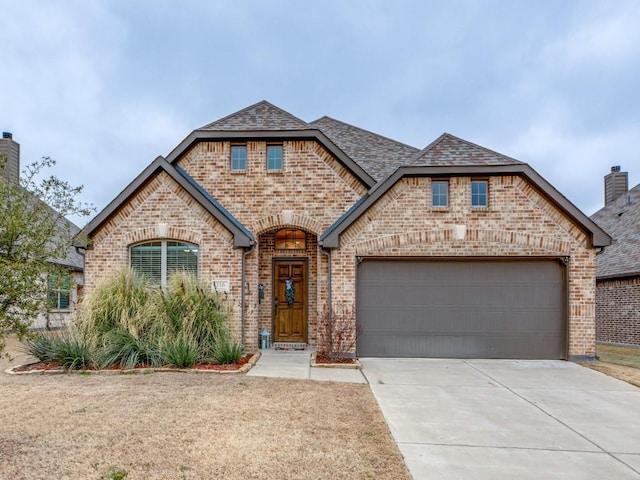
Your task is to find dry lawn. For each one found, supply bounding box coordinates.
[0,338,410,480]
[586,343,640,388]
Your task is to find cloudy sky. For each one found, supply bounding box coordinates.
[1,0,638,226]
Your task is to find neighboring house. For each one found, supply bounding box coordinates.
[81,101,610,360]
[591,167,640,346]
[0,132,84,329]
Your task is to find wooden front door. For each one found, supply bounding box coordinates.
[273,260,307,343]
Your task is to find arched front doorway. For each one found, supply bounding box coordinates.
[257,227,318,347]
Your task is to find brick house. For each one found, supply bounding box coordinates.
[591,167,640,346]
[81,101,610,360]
[1,132,84,329]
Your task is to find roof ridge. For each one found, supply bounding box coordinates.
[310,115,419,151]
[201,100,309,130]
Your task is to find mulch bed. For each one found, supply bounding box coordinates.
[11,354,255,373]
[314,352,357,364]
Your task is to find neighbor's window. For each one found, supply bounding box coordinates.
[231,144,247,171]
[130,240,198,287]
[267,144,283,171]
[275,229,306,250]
[48,273,71,311]
[471,180,488,207]
[431,180,449,207]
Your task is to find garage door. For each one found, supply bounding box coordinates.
[357,259,566,359]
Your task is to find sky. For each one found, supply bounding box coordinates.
[1,0,638,226]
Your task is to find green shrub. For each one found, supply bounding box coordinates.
[54,331,96,370]
[211,334,244,365]
[22,332,58,362]
[161,332,200,368]
[100,329,162,369]
[21,268,239,370]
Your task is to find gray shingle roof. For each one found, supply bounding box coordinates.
[200,100,309,131]
[591,183,640,278]
[309,116,421,181]
[412,133,524,166]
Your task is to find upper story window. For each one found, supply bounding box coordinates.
[431,180,449,207]
[471,180,488,207]
[47,272,71,311]
[130,240,198,287]
[275,229,306,250]
[231,144,247,171]
[267,144,283,171]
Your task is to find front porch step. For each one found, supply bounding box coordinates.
[272,342,308,351]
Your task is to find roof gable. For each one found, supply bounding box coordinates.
[81,157,253,248]
[591,183,640,278]
[321,163,611,249]
[201,100,309,131]
[310,116,420,181]
[412,133,524,166]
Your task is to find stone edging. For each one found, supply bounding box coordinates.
[5,351,261,376]
[310,351,361,369]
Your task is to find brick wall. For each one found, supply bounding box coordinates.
[596,277,640,346]
[332,175,597,358]
[87,140,363,351]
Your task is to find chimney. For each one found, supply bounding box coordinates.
[604,165,628,205]
[0,131,20,183]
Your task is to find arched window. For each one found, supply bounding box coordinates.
[275,229,306,250]
[130,240,198,287]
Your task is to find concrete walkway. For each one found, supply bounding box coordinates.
[246,348,367,383]
[360,358,640,480]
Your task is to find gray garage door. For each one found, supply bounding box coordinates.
[357,259,566,359]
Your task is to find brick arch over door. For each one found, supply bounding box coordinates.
[252,213,323,237]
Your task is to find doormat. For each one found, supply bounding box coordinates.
[273,342,307,350]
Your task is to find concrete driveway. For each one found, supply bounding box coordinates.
[360,358,640,480]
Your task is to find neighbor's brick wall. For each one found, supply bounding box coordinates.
[332,175,597,358]
[596,277,640,346]
[84,172,245,340]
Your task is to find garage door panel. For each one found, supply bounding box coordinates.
[357,259,566,359]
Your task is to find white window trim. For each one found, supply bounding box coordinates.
[130,240,198,288]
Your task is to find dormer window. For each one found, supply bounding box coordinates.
[267,144,283,171]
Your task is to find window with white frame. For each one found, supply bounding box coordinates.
[130,240,198,287]
[431,180,449,207]
[47,272,71,310]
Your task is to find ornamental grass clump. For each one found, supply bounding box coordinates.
[23,269,237,370]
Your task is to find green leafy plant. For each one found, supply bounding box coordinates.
[22,332,58,363]
[211,334,244,365]
[53,331,96,370]
[161,332,200,368]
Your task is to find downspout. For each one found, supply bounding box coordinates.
[320,247,332,309]
[240,245,253,346]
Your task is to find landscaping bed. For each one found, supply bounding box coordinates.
[8,353,259,375]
